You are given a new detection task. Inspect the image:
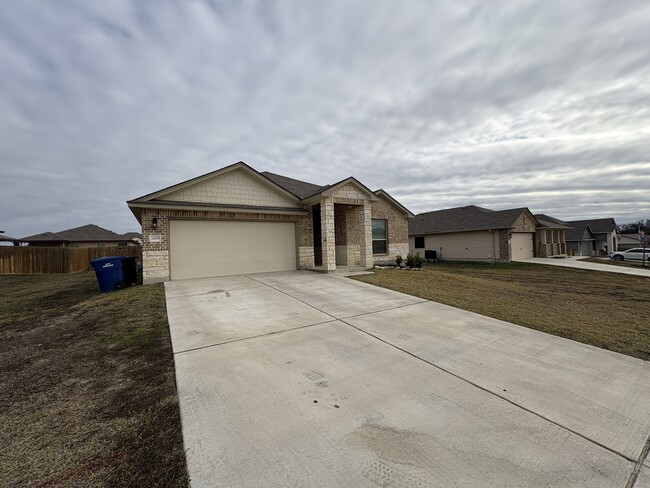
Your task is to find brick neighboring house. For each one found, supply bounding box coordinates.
[533,214,570,258]
[565,218,618,256]
[127,161,414,283]
[21,224,142,248]
[408,206,540,262]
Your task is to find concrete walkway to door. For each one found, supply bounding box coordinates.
[520,256,650,277]
[165,271,650,487]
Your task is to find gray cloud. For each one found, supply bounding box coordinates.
[1,0,649,237]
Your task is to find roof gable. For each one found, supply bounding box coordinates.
[301,177,378,202]
[565,218,617,234]
[565,223,595,242]
[128,162,300,206]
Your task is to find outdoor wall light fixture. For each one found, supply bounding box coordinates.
[151,217,158,229]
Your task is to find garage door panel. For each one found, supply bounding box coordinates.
[511,232,534,260]
[170,220,296,279]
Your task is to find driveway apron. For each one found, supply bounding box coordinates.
[165,271,650,487]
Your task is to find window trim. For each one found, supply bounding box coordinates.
[372,219,388,254]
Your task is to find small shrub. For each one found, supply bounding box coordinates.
[395,255,403,265]
[405,252,425,268]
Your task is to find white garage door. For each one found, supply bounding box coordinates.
[511,233,534,260]
[169,220,297,280]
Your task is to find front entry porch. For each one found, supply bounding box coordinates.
[311,197,373,272]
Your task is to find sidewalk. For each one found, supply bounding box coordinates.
[519,256,650,277]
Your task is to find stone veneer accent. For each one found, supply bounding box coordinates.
[498,229,510,262]
[334,203,362,266]
[360,203,373,268]
[160,168,297,208]
[320,198,336,271]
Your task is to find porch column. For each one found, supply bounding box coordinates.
[359,202,373,268]
[320,197,336,271]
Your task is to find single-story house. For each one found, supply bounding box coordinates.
[617,233,646,251]
[21,224,141,248]
[565,218,618,255]
[126,161,414,283]
[0,234,20,246]
[533,214,570,258]
[408,205,540,262]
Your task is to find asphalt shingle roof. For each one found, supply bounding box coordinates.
[534,214,570,229]
[564,218,617,234]
[22,224,128,242]
[409,205,531,235]
[260,172,325,199]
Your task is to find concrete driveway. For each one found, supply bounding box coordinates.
[165,271,650,487]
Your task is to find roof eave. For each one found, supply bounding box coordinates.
[127,200,308,217]
[374,189,415,218]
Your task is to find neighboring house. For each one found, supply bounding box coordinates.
[565,218,618,255]
[126,161,414,283]
[408,205,539,262]
[617,233,647,251]
[533,214,570,258]
[0,234,20,246]
[21,224,141,248]
[120,232,143,245]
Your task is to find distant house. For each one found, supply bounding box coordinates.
[617,233,646,251]
[0,234,20,246]
[534,214,570,258]
[408,205,540,262]
[21,224,141,248]
[564,218,618,255]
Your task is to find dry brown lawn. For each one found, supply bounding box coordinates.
[352,262,650,361]
[0,271,188,487]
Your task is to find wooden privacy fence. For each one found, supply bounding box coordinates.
[0,246,142,274]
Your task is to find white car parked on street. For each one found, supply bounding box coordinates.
[609,248,650,261]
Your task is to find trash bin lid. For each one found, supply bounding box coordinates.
[90,256,125,269]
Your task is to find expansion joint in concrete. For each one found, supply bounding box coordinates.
[625,435,650,488]
[174,319,338,355]
[339,318,639,466]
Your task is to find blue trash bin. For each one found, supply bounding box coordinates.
[90,256,127,293]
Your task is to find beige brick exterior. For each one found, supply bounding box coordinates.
[140,208,304,283]
[160,168,297,208]
[134,169,412,280]
[370,196,410,263]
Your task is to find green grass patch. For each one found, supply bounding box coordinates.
[0,271,188,487]
[352,261,650,361]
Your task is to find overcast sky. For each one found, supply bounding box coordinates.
[2,0,649,237]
